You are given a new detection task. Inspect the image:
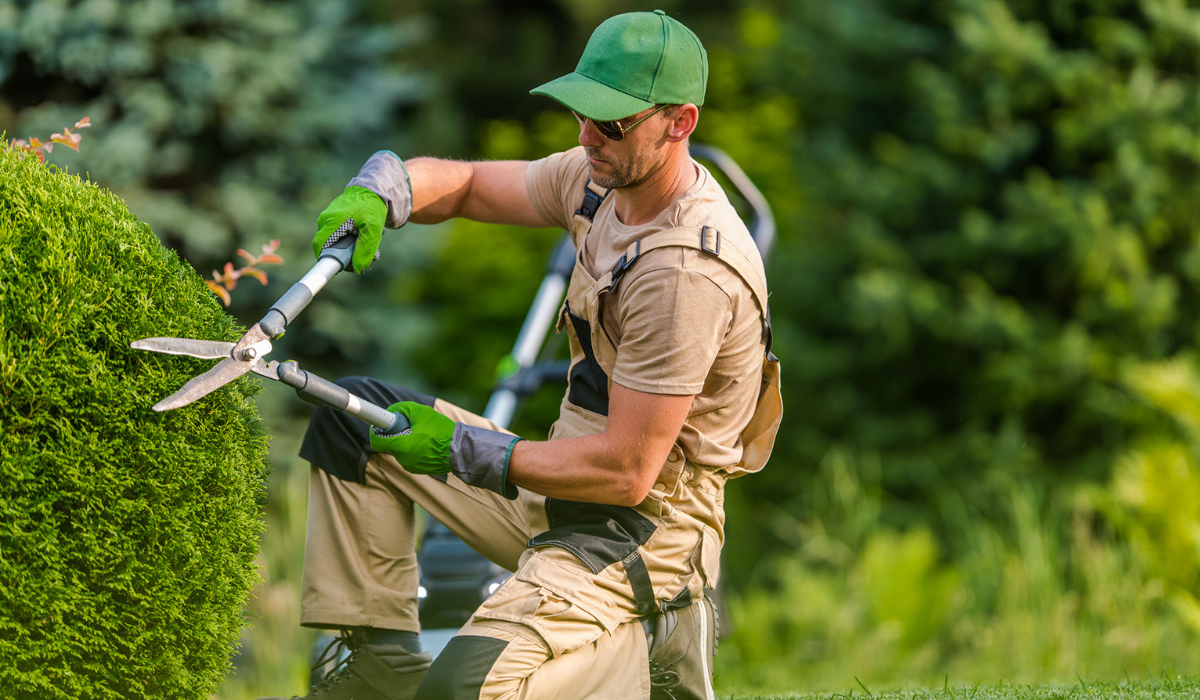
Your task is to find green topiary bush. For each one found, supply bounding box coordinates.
[0,144,269,698]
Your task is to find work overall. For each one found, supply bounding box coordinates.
[300,181,782,700]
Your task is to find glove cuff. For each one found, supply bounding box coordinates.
[348,150,413,229]
[449,424,521,500]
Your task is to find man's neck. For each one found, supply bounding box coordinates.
[611,146,698,226]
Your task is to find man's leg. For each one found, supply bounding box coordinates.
[266,376,545,700]
[414,574,652,700]
[299,377,545,630]
[413,586,718,700]
[406,566,718,700]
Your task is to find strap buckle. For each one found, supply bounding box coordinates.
[575,181,608,221]
[700,226,721,256]
[611,239,642,283]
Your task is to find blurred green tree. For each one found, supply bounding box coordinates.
[392,0,1200,606]
[694,0,1200,591]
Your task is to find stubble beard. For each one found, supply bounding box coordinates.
[585,144,655,190]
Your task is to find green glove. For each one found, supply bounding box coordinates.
[370,401,522,499]
[313,186,387,274]
[369,402,454,475]
[313,150,413,273]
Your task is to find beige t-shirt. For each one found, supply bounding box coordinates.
[525,147,769,470]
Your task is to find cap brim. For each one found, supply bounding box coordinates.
[530,72,656,122]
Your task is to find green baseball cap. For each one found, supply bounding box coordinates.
[530,10,708,121]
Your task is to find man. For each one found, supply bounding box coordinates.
[268,10,782,700]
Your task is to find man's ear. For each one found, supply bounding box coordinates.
[665,104,699,143]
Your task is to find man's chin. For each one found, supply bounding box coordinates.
[588,167,625,190]
[587,168,612,189]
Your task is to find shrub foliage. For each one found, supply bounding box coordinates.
[0,145,269,698]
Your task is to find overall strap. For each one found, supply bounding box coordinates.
[602,226,774,352]
[575,179,609,222]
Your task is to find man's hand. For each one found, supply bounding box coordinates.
[370,402,522,499]
[314,150,413,273]
[313,186,387,273]
[369,402,454,474]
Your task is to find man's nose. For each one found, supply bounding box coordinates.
[578,118,605,148]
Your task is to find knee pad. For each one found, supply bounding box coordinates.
[415,635,508,700]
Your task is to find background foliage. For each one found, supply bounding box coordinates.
[4,0,1200,696]
[0,0,432,381]
[0,145,268,699]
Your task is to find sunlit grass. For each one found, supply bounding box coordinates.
[715,448,1198,694]
[721,676,1200,699]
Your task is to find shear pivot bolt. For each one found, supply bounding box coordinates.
[241,348,258,361]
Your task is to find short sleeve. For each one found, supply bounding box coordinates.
[525,147,589,231]
[610,258,734,396]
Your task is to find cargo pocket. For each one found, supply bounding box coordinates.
[655,446,686,497]
[699,524,723,588]
[471,572,608,659]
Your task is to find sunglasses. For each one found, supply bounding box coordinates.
[571,104,670,142]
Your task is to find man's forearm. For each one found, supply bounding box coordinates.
[401,156,546,227]
[406,157,475,225]
[506,384,692,506]
[507,432,665,507]
[369,387,690,504]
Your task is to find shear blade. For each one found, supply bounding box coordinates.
[251,359,280,381]
[152,357,257,411]
[132,337,234,360]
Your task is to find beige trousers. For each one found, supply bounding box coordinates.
[300,398,653,699]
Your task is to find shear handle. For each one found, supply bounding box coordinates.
[260,232,358,339]
[276,361,410,432]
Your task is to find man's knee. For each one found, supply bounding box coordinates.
[298,375,436,484]
[414,635,509,700]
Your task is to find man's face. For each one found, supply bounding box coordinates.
[576,106,670,190]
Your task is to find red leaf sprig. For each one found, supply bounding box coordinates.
[206,239,284,306]
[10,117,91,164]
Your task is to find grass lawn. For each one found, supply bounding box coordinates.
[723,677,1200,699]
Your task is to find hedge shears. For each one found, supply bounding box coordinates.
[132,224,410,433]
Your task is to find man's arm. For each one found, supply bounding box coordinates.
[505,382,694,506]
[315,153,559,271]
[406,158,551,228]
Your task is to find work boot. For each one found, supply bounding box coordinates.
[646,589,719,700]
[257,630,431,700]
